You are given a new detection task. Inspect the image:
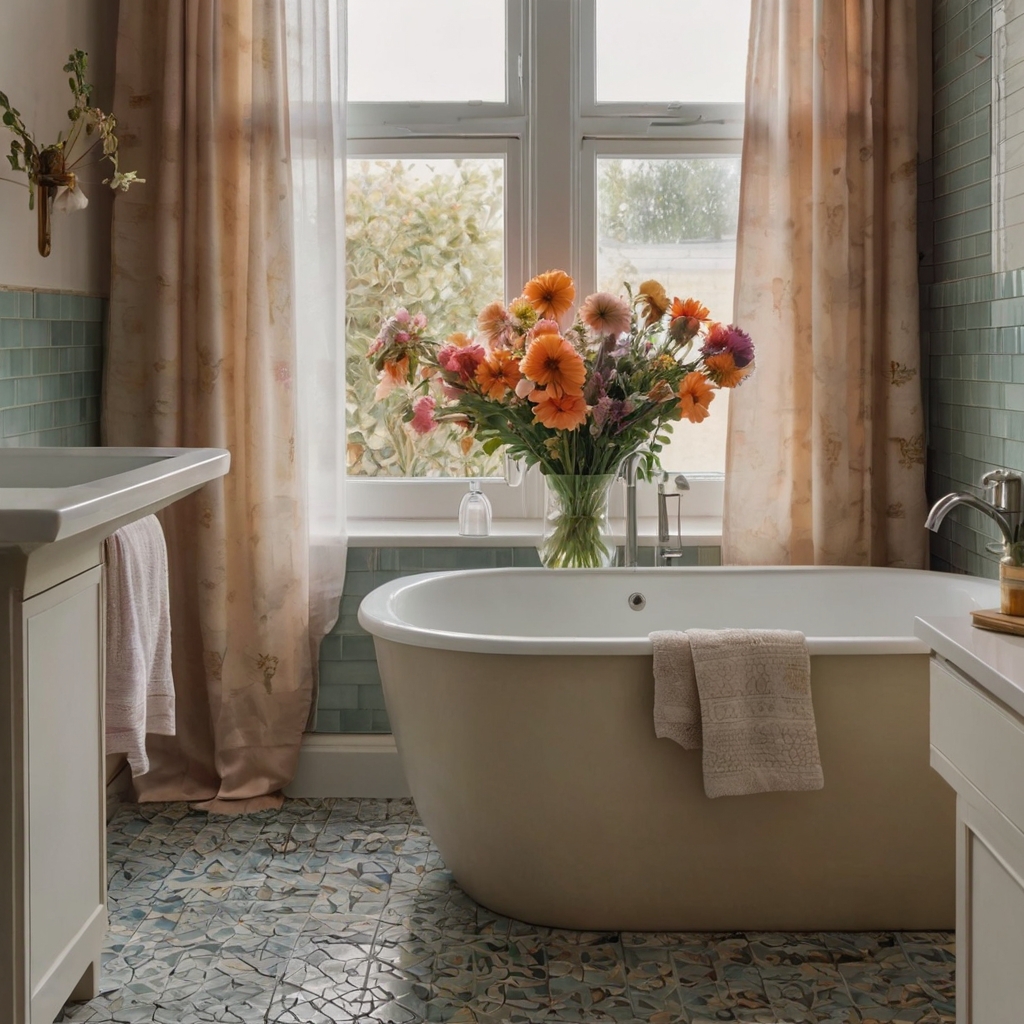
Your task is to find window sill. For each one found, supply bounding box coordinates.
[346,516,723,549]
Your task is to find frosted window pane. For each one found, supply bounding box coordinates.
[597,157,741,473]
[346,158,505,478]
[596,0,750,105]
[348,1,506,103]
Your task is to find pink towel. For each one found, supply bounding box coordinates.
[104,515,175,776]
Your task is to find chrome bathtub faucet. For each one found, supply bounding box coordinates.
[925,468,1024,555]
[657,471,691,566]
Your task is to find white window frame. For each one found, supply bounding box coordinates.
[345,0,747,523]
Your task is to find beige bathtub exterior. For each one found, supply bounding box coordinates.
[375,641,954,931]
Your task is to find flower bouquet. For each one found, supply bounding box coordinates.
[369,270,755,568]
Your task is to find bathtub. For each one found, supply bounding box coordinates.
[358,566,999,931]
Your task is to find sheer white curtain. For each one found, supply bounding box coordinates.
[286,0,347,726]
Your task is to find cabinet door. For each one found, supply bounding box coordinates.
[24,566,106,1024]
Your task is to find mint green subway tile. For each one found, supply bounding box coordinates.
[21,320,49,347]
[421,547,497,569]
[397,548,424,570]
[341,661,381,687]
[698,547,723,566]
[82,296,103,322]
[0,320,22,349]
[315,709,342,733]
[0,292,19,319]
[319,661,348,686]
[72,321,87,346]
[342,635,376,660]
[343,571,377,597]
[30,404,54,432]
[377,548,401,571]
[358,686,387,710]
[0,381,15,408]
[512,547,542,567]
[370,709,391,732]
[319,684,360,710]
[15,377,40,404]
[34,292,61,319]
[319,634,343,661]
[58,293,84,320]
[347,546,375,570]
[17,292,32,317]
[337,709,374,732]
[3,407,30,437]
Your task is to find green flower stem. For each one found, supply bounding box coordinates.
[540,474,615,569]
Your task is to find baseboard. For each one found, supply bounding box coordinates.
[105,758,134,822]
[285,733,410,798]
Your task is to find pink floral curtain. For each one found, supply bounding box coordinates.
[723,0,927,567]
[103,0,346,811]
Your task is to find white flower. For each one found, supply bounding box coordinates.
[514,376,535,399]
[103,170,145,192]
[52,185,89,213]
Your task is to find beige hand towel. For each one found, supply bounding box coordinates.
[651,631,702,748]
[104,515,175,777]
[650,628,823,798]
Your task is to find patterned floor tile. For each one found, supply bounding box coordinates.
[59,798,956,1023]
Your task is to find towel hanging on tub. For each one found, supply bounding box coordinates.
[650,628,823,798]
[104,514,175,777]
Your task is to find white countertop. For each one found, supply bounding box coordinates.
[915,612,1024,719]
[347,515,723,548]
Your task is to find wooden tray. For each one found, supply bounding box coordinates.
[971,608,1024,637]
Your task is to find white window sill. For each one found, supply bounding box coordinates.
[346,516,723,548]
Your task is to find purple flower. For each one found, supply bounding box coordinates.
[702,323,754,368]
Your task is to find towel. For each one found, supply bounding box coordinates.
[104,515,175,777]
[650,628,823,798]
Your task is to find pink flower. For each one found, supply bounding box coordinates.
[515,376,536,399]
[409,395,437,434]
[529,318,561,338]
[437,343,486,381]
[702,323,755,368]
[412,312,427,330]
[394,307,411,325]
[579,292,631,336]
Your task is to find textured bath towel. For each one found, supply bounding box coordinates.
[104,515,175,777]
[650,629,823,798]
[651,631,702,749]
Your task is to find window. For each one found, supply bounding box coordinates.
[345,1,750,517]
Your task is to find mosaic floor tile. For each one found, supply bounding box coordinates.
[60,797,957,1023]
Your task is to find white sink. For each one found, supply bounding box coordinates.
[0,446,231,544]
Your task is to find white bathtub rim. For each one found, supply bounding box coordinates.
[357,565,997,657]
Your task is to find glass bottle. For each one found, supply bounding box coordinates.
[459,480,492,537]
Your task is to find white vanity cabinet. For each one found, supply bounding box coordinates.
[0,447,229,1024]
[919,611,1024,1024]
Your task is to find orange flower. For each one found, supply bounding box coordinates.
[374,355,410,401]
[477,301,515,347]
[671,297,711,322]
[522,270,576,321]
[446,332,473,348]
[530,389,589,430]
[520,332,586,397]
[677,371,715,423]
[704,351,752,389]
[475,350,522,399]
[637,279,670,326]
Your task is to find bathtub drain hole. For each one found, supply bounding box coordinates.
[628,592,646,611]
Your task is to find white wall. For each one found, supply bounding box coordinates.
[0,1,119,294]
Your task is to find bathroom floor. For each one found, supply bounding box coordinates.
[59,798,955,1024]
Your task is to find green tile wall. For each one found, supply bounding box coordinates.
[922,0,1012,577]
[0,289,104,446]
[316,543,723,733]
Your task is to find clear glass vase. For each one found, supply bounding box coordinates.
[539,474,617,569]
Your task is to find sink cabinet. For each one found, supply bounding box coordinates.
[930,654,1024,1023]
[1,546,107,1024]
[0,446,229,1023]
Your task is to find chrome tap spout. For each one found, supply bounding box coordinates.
[924,492,1016,549]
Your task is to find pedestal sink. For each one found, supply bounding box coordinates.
[0,446,230,1024]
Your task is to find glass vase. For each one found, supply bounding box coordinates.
[539,474,617,569]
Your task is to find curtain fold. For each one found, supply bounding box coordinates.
[722,0,927,568]
[103,0,346,811]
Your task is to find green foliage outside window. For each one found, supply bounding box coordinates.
[598,158,740,244]
[346,158,505,477]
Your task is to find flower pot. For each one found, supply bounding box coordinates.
[539,474,616,569]
[1000,561,1024,616]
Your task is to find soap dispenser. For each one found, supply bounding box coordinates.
[459,480,492,537]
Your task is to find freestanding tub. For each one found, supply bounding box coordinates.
[358,566,999,931]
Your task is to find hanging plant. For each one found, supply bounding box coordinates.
[0,50,144,255]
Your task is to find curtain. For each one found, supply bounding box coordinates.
[722,0,927,568]
[103,0,346,812]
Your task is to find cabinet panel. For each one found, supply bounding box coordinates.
[931,658,1024,834]
[970,833,1024,1023]
[24,568,105,1020]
